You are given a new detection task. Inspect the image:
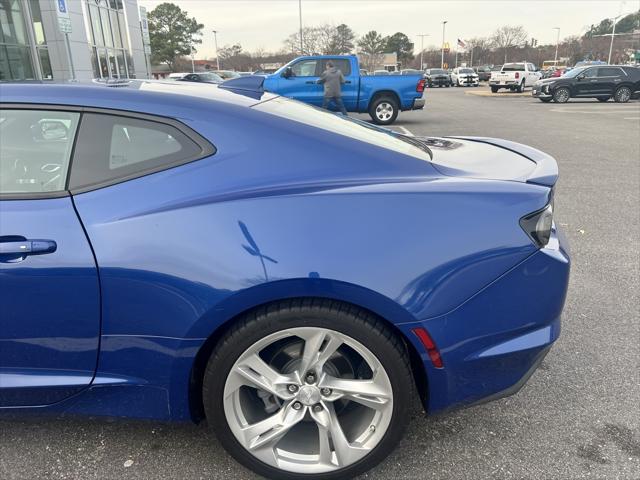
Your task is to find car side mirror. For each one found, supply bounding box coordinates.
[282,67,293,79]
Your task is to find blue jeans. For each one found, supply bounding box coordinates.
[322,96,348,115]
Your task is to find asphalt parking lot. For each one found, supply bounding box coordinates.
[1,86,639,480]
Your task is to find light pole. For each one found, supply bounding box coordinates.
[553,27,560,67]
[212,30,220,70]
[608,15,623,64]
[298,0,303,54]
[441,21,447,69]
[417,34,429,70]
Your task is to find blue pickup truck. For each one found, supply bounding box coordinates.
[261,55,426,125]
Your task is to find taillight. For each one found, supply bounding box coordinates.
[411,327,443,368]
[417,78,426,93]
[515,72,520,79]
[520,203,553,248]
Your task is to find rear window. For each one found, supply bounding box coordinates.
[324,59,352,76]
[253,97,431,161]
[502,63,525,71]
[430,69,445,74]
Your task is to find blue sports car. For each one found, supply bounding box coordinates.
[0,80,569,479]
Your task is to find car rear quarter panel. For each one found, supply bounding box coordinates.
[67,109,552,420]
[358,75,423,111]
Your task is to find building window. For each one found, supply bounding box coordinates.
[0,0,36,80]
[85,0,130,79]
[28,0,52,80]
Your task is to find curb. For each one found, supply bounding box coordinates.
[465,89,531,98]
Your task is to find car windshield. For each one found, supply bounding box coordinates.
[502,63,525,71]
[430,69,445,74]
[253,96,432,160]
[561,67,588,78]
[459,68,474,74]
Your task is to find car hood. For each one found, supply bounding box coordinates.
[535,78,559,86]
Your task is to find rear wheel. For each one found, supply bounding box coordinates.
[614,86,631,103]
[203,300,412,480]
[516,80,525,93]
[553,87,570,103]
[491,86,499,93]
[369,96,399,125]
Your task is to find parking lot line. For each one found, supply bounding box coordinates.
[397,125,414,136]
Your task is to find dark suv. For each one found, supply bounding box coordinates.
[474,66,492,81]
[532,65,640,103]
[425,68,452,87]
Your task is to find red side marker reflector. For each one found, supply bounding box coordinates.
[411,327,443,368]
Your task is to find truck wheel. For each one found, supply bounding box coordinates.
[490,86,499,93]
[614,86,631,103]
[516,80,525,93]
[369,96,399,125]
[553,87,570,103]
[202,299,412,480]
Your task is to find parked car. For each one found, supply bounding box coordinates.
[212,70,242,80]
[167,72,190,80]
[425,68,452,87]
[360,69,369,76]
[451,67,479,87]
[177,72,224,84]
[473,65,492,81]
[489,62,541,92]
[401,69,424,76]
[0,80,569,480]
[532,65,640,103]
[262,55,426,124]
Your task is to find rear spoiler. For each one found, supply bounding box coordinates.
[219,75,265,92]
[447,136,559,187]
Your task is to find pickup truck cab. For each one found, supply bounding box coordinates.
[262,55,425,125]
[489,62,541,93]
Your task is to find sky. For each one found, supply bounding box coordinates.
[137,0,639,58]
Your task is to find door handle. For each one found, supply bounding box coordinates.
[0,239,56,255]
[345,80,352,84]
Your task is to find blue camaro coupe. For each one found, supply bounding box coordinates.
[0,80,569,479]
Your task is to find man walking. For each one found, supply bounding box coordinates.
[318,61,347,115]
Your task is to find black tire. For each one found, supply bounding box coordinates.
[490,86,499,93]
[445,83,450,88]
[597,97,610,102]
[614,86,631,103]
[203,299,413,480]
[539,97,553,103]
[516,80,525,93]
[553,87,570,103]
[368,95,399,125]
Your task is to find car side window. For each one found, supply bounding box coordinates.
[70,113,213,191]
[0,109,80,195]
[583,68,598,78]
[291,60,318,77]
[598,67,622,77]
[324,59,352,76]
[527,63,536,72]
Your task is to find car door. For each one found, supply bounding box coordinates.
[596,67,624,96]
[526,63,540,85]
[277,58,323,105]
[574,67,599,96]
[320,58,358,110]
[0,107,100,407]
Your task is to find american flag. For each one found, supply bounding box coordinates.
[457,38,466,48]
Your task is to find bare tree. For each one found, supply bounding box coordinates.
[491,25,528,62]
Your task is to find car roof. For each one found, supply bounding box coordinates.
[0,80,278,119]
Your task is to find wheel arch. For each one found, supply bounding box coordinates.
[369,90,401,109]
[186,279,429,421]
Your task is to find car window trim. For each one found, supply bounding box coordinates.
[0,103,216,197]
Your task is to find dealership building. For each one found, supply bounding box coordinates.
[0,0,151,82]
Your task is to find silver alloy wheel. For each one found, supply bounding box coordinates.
[375,102,394,122]
[615,87,631,103]
[554,88,569,103]
[223,327,394,474]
